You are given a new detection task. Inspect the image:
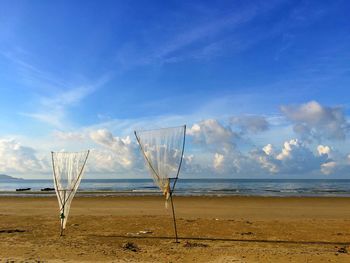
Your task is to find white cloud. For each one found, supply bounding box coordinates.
[87,149,128,174]
[213,153,224,169]
[276,139,328,173]
[251,147,280,173]
[276,139,300,160]
[187,118,345,177]
[187,123,201,135]
[262,144,274,155]
[188,119,237,152]
[1,112,349,179]
[317,145,331,156]
[0,138,46,174]
[280,101,349,141]
[320,161,337,175]
[89,129,135,168]
[252,139,330,175]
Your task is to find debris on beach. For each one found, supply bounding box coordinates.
[336,246,348,253]
[183,241,208,248]
[240,231,254,235]
[138,230,153,234]
[0,229,25,234]
[123,242,140,252]
[126,230,153,236]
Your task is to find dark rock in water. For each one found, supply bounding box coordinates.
[122,242,140,252]
[41,188,55,191]
[16,188,31,191]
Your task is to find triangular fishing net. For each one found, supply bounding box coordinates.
[134,125,186,207]
[51,150,90,235]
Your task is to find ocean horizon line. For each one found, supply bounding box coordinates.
[3,177,350,181]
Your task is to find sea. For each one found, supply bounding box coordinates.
[1,178,350,197]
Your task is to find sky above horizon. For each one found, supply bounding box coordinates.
[0,0,349,179]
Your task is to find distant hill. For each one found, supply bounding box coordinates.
[0,174,23,180]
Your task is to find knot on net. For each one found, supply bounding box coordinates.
[163,179,171,209]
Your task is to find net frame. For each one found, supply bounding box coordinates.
[51,150,90,236]
[134,125,186,242]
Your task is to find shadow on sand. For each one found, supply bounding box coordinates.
[89,235,350,246]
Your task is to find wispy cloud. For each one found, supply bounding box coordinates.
[115,1,285,68]
[0,49,69,93]
[22,74,111,129]
[0,47,112,129]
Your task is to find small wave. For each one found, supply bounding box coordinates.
[131,189,159,192]
[210,189,240,192]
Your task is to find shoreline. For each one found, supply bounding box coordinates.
[2,190,350,198]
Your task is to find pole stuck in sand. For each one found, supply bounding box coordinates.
[134,125,186,243]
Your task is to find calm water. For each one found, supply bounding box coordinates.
[1,179,350,197]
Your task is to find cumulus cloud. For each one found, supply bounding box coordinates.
[252,139,330,175]
[230,115,269,134]
[188,119,237,152]
[89,129,135,168]
[251,146,280,173]
[280,101,349,141]
[262,144,274,155]
[3,113,349,178]
[277,139,328,173]
[0,138,46,174]
[88,149,128,174]
[213,153,224,169]
[187,118,338,177]
[317,145,331,156]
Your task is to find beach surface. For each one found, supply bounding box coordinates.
[0,196,350,262]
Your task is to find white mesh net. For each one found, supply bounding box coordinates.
[51,150,90,233]
[135,125,186,207]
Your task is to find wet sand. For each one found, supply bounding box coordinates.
[0,196,350,262]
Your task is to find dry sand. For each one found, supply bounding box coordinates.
[0,196,350,262]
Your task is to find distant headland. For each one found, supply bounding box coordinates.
[0,174,23,180]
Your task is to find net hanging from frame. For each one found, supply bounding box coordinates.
[51,150,90,236]
[134,125,186,242]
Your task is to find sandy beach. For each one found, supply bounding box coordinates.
[0,196,350,262]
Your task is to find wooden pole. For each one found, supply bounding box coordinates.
[169,193,179,243]
[60,190,66,236]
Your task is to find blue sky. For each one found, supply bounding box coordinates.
[0,0,349,179]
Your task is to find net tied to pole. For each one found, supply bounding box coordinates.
[51,150,90,236]
[134,125,186,242]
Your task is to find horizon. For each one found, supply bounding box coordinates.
[3,174,350,181]
[0,1,350,179]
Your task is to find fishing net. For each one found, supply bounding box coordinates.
[51,150,90,235]
[134,125,186,207]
